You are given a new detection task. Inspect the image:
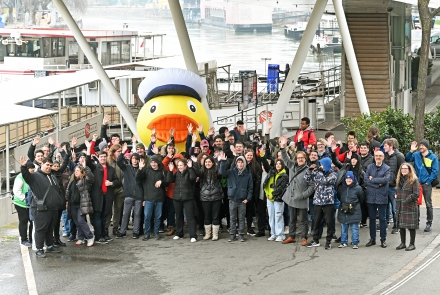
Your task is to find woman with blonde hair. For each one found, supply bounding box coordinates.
[395,163,420,251]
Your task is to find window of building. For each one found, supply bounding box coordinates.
[58,38,65,57]
[52,38,58,57]
[69,41,78,64]
[42,38,51,57]
[121,41,130,63]
[110,41,121,65]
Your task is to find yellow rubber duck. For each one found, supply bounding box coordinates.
[136,68,210,152]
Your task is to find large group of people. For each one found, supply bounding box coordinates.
[13,115,439,258]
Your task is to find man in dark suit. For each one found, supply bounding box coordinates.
[85,140,120,244]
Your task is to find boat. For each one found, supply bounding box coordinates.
[200,0,272,32]
[310,36,342,54]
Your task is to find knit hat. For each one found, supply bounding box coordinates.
[78,152,86,159]
[345,171,357,183]
[26,160,35,169]
[99,139,108,151]
[200,139,209,147]
[194,142,200,148]
[136,143,145,150]
[419,139,429,149]
[150,155,161,164]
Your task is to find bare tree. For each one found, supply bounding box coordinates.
[415,1,440,141]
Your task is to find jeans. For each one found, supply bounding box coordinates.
[92,195,108,240]
[61,210,71,235]
[288,206,308,239]
[267,200,285,239]
[308,198,315,232]
[166,197,176,227]
[71,204,93,240]
[174,199,197,238]
[283,203,290,226]
[229,200,246,235]
[202,200,222,225]
[367,203,387,241]
[120,197,142,235]
[144,201,163,235]
[387,187,397,227]
[340,223,359,245]
[422,183,433,223]
[15,205,33,242]
[313,204,334,243]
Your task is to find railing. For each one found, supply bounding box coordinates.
[69,64,94,70]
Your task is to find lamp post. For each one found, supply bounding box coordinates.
[261,57,272,80]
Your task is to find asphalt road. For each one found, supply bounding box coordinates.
[2,208,440,295]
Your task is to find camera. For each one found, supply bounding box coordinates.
[386,6,393,12]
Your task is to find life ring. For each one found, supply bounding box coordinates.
[259,110,273,123]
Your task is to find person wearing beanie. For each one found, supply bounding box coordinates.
[136,154,167,241]
[406,139,439,232]
[99,139,109,152]
[116,143,143,239]
[218,153,253,242]
[364,151,391,248]
[336,171,364,249]
[304,157,337,249]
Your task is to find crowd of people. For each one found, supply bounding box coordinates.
[12,114,439,258]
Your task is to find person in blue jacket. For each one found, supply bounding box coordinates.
[218,153,253,242]
[405,139,439,232]
[337,171,364,249]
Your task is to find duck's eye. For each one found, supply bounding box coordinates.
[150,101,159,113]
[187,101,197,113]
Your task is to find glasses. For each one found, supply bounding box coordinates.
[297,157,306,160]
[401,167,409,170]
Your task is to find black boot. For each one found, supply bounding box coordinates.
[53,237,66,247]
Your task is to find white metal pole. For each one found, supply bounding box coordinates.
[62,90,66,107]
[57,92,61,143]
[98,81,102,114]
[168,0,212,124]
[332,0,369,115]
[52,0,139,139]
[5,125,9,194]
[270,0,328,137]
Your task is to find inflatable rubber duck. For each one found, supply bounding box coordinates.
[137,68,210,152]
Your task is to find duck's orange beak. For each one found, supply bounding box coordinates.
[147,114,199,143]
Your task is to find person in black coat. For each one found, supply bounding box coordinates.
[136,155,168,240]
[20,156,65,258]
[116,142,144,239]
[167,158,197,242]
[85,140,120,244]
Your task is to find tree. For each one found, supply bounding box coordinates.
[415,1,440,141]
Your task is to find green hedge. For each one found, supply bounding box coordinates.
[341,106,440,155]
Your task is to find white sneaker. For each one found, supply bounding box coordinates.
[284,226,289,235]
[173,236,180,240]
[190,238,197,243]
[62,233,69,237]
[75,240,84,246]
[275,236,284,242]
[87,236,95,247]
[268,235,276,241]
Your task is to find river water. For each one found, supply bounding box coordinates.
[82,16,340,76]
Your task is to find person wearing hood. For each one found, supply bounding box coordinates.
[336,171,364,249]
[304,157,337,249]
[383,139,405,234]
[278,136,315,246]
[364,151,390,248]
[219,153,253,242]
[137,155,167,241]
[395,163,420,251]
[405,139,438,233]
[263,156,289,242]
[116,143,144,239]
[20,156,65,258]
[292,117,316,152]
[167,158,198,242]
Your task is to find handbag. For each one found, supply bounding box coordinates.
[421,158,440,187]
[33,185,51,211]
[340,202,356,214]
[273,166,305,202]
[417,184,423,205]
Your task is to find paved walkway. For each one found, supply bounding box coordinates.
[2,208,440,295]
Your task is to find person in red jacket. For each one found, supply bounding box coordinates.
[293,117,316,152]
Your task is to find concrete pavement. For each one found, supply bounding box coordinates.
[2,208,440,295]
